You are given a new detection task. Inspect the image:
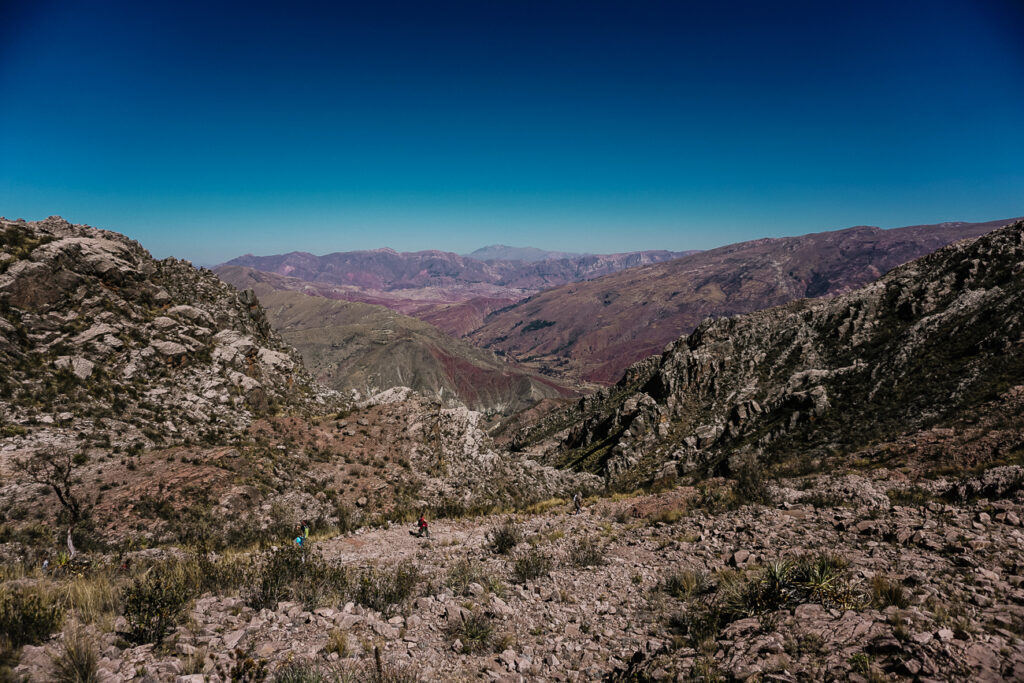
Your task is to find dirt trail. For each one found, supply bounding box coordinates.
[315,515,500,566]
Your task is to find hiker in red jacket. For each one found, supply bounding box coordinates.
[417,513,430,538]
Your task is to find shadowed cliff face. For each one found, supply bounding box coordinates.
[514,220,1024,489]
[470,218,1021,384]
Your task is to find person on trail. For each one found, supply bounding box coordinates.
[573,492,582,515]
[302,520,310,539]
[417,513,429,538]
[295,534,304,548]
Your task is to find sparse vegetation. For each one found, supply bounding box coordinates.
[353,565,421,617]
[0,583,66,650]
[51,627,99,683]
[445,559,497,597]
[871,574,910,609]
[446,610,495,654]
[661,569,711,600]
[511,547,553,583]
[733,457,774,506]
[121,563,193,644]
[565,536,606,568]
[486,521,522,555]
[887,486,933,507]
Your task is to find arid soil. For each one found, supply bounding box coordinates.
[12,472,1024,682]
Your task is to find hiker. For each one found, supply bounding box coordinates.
[417,513,429,538]
[302,520,310,539]
[295,533,304,548]
[573,492,582,515]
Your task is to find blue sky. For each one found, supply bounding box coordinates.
[2,0,1023,265]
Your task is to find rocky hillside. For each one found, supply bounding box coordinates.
[514,220,1024,489]
[471,217,1021,383]
[0,216,332,452]
[219,266,575,413]
[10,472,1024,682]
[0,217,592,551]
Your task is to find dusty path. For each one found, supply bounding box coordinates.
[316,516,494,567]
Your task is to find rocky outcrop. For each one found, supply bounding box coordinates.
[517,220,1024,488]
[0,216,336,455]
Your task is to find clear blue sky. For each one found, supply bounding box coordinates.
[2,0,1022,265]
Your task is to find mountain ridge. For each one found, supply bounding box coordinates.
[512,219,1024,490]
[467,245,585,262]
[470,216,1022,383]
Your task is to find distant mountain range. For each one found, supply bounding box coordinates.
[466,245,585,262]
[217,247,695,336]
[469,217,1022,383]
[216,217,1020,405]
[218,266,575,412]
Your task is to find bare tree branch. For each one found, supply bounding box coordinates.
[14,447,83,529]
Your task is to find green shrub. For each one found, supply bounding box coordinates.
[245,546,308,610]
[62,573,119,624]
[192,550,249,596]
[445,559,491,597]
[353,565,420,617]
[661,569,711,600]
[217,646,269,682]
[245,547,349,612]
[566,536,606,568]
[521,319,555,333]
[511,547,552,583]
[273,660,334,682]
[486,521,521,555]
[51,627,99,683]
[887,486,932,507]
[648,507,684,525]
[871,575,909,609]
[799,491,847,509]
[272,649,419,683]
[121,566,193,644]
[335,656,419,683]
[734,457,774,506]
[692,484,737,514]
[446,611,495,654]
[667,599,723,652]
[0,585,65,650]
[325,629,349,657]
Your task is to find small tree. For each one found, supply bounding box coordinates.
[14,448,86,553]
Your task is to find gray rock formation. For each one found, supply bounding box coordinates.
[515,220,1024,489]
[0,216,337,455]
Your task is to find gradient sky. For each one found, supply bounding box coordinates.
[2,0,1023,265]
